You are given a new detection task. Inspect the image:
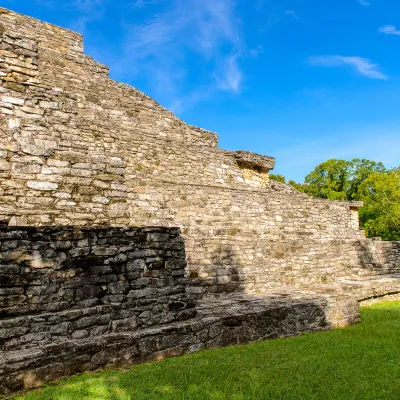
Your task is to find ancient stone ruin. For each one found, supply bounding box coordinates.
[0,7,399,395]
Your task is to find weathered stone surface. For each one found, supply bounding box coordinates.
[0,7,399,396]
[0,226,194,343]
[0,229,398,396]
[0,239,361,396]
[1,6,394,297]
[233,150,276,171]
[27,181,58,191]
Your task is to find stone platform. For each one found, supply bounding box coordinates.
[0,290,359,396]
[0,6,399,396]
[0,226,399,395]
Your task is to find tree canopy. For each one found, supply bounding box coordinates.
[358,169,400,241]
[269,174,286,184]
[269,158,399,241]
[302,158,386,201]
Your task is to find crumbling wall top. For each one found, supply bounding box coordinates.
[233,150,276,172]
[0,7,84,54]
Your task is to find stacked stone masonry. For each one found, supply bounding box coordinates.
[0,225,360,395]
[0,7,399,395]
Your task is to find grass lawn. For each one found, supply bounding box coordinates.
[14,301,400,400]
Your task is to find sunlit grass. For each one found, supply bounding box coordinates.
[15,301,400,400]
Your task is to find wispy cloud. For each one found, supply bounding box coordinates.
[379,25,400,35]
[249,45,264,57]
[69,0,106,32]
[357,0,370,6]
[215,54,242,92]
[284,10,299,20]
[123,0,243,110]
[307,56,387,80]
[35,0,106,33]
[130,0,160,8]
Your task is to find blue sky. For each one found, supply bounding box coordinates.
[3,0,400,181]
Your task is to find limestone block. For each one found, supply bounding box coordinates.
[1,95,24,105]
[0,158,9,171]
[233,150,276,171]
[92,196,110,204]
[27,181,58,191]
[8,117,20,129]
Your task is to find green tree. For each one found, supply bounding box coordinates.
[269,174,286,184]
[358,169,400,241]
[347,159,386,200]
[295,158,399,240]
[302,158,386,201]
[303,159,352,200]
[288,180,306,192]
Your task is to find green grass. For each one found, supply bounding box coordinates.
[15,301,400,400]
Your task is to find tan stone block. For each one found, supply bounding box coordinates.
[8,117,20,129]
[92,196,110,205]
[21,144,55,156]
[1,95,24,105]
[27,181,58,191]
[56,200,77,208]
[11,162,41,174]
[39,101,58,109]
[0,158,9,171]
[20,106,44,115]
[54,192,72,199]
[0,107,14,115]
[92,180,110,189]
[47,159,70,167]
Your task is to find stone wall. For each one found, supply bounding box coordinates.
[0,225,361,395]
[0,7,398,294]
[0,8,399,395]
[358,238,400,275]
[0,226,194,351]
[0,7,383,293]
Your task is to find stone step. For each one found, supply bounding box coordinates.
[0,291,359,395]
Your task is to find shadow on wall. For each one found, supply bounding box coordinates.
[186,243,242,296]
[12,305,400,400]
[0,225,361,396]
[0,225,194,325]
[185,242,355,330]
[185,239,362,331]
[357,238,400,276]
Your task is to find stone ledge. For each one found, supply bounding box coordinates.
[233,151,276,171]
[0,292,358,396]
[297,274,400,302]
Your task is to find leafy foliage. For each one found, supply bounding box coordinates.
[280,158,399,241]
[358,169,400,241]
[288,179,304,192]
[269,174,286,184]
[300,158,386,201]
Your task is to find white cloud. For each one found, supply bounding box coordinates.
[125,0,243,105]
[70,0,106,32]
[130,0,159,7]
[357,0,370,6]
[379,25,400,35]
[307,56,387,80]
[215,54,242,92]
[34,0,106,33]
[249,46,264,57]
[284,10,299,20]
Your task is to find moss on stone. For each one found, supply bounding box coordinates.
[3,82,26,92]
